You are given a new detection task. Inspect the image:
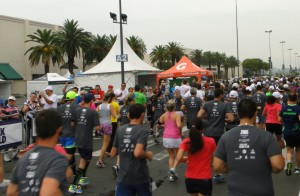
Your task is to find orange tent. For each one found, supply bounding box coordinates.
[156,56,213,84]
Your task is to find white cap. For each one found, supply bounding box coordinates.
[269,85,275,91]
[250,83,255,89]
[279,78,283,82]
[175,86,180,91]
[257,82,262,86]
[232,83,239,88]
[283,84,289,89]
[8,96,16,101]
[272,92,283,99]
[246,86,252,92]
[229,90,239,98]
[44,86,53,91]
[262,81,266,85]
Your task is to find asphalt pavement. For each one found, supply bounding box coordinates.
[1,126,300,196]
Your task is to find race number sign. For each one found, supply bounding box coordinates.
[0,119,23,150]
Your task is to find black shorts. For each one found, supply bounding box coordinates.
[284,135,300,148]
[185,178,212,195]
[78,148,93,161]
[266,123,282,135]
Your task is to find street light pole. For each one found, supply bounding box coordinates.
[288,48,292,69]
[294,53,298,71]
[279,41,285,71]
[119,0,125,84]
[235,0,240,78]
[110,0,127,84]
[265,30,272,71]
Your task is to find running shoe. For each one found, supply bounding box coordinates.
[0,179,9,190]
[4,153,11,162]
[212,174,225,184]
[294,168,300,175]
[96,160,106,168]
[78,177,90,186]
[169,170,178,182]
[112,165,119,177]
[286,162,293,176]
[68,185,83,194]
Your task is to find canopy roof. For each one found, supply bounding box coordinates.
[0,63,23,80]
[34,73,69,82]
[84,35,160,74]
[156,56,213,81]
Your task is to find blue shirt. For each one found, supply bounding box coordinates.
[280,104,300,135]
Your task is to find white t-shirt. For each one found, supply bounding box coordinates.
[184,90,204,100]
[114,88,128,101]
[41,93,58,109]
[179,85,190,97]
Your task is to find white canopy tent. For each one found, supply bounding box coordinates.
[75,35,160,90]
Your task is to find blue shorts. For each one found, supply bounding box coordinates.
[60,137,76,149]
[116,181,152,196]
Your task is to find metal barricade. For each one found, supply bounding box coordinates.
[24,110,43,147]
[0,113,25,154]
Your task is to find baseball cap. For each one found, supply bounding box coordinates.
[257,82,262,86]
[283,84,289,89]
[269,85,275,91]
[229,90,238,98]
[8,96,16,101]
[232,83,239,88]
[108,85,113,88]
[44,86,53,91]
[84,93,94,102]
[175,86,180,91]
[65,91,77,100]
[245,86,252,92]
[272,92,283,99]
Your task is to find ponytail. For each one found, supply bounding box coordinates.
[188,117,204,154]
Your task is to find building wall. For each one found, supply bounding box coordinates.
[0,15,83,95]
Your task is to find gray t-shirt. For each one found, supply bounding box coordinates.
[72,107,100,149]
[58,102,79,137]
[203,100,230,136]
[113,124,150,185]
[11,146,68,196]
[215,125,281,196]
[252,92,266,115]
[184,96,202,123]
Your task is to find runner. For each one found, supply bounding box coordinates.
[279,93,300,176]
[152,90,166,143]
[252,84,266,129]
[158,99,182,182]
[226,91,240,131]
[177,117,216,196]
[110,104,153,196]
[7,109,70,196]
[213,99,284,196]
[69,93,100,194]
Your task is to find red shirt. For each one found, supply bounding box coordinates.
[264,103,282,124]
[90,89,104,101]
[180,136,216,179]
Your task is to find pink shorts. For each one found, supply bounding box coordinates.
[99,124,112,135]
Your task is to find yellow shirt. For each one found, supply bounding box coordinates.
[110,101,120,122]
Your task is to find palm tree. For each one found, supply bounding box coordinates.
[107,34,117,49]
[56,19,91,74]
[190,49,203,66]
[214,52,226,79]
[202,51,214,70]
[165,42,184,65]
[150,45,168,69]
[126,36,147,59]
[227,56,238,78]
[25,29,65,74]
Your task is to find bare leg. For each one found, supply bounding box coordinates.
[286,147,294,162]
[295,147,300,168]
[99,134,111,161]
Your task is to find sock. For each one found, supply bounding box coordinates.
[69,156,76,174]
[287,160,292,164]
[72,168,83,185]
[82,161,90,177]
[170,168,175,172]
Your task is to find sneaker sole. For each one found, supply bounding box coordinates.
[112,167,118,177]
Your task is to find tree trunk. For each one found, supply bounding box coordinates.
[225,67,228,80]
[44,63,49,74]
[217,65,221,79]
[68,56,75,74]
[231,66,234,78]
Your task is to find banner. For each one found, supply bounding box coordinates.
[0,119,23,150]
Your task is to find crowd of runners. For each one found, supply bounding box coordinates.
[2,76,300,195]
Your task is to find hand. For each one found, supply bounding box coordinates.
[147,151,154,161]
[65,82,69,86]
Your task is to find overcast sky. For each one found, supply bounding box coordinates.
[1,0,300,69]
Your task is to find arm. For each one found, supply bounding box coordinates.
[62,82,68,94]
[110,104,117,119]
[176,149,188,163]
[197,108,206,118]
[41,95,54,105]
[6,183,19,196]
[213,157,228,174]
[39,178,63,196]
[262,106,267,117]
[134,143,153,161]
[269,155,285,173]
[110,147,118,158]
[175,113,181,128]
[226,112,234,123]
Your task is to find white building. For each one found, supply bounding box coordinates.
[0,15,83,95]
